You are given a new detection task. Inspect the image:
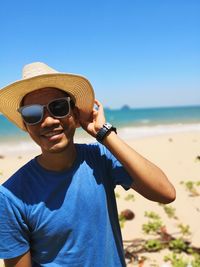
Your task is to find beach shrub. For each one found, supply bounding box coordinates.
[119,215,126,229]
[162,204,177,219]
[164,253,189,267]
[164,252,200,267]
[169,238,188,253]
[115,192,120,198]
[142,211,163,234]
[191,253,200,267]
[144,239,163,252]
[142,219,163,234]
[124,193,135,201]
[180,181,200,197]
[177,224,191,236]
[124,205,199,267]
[144,211,161,220]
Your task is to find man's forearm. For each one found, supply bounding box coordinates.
[102,131,176,204]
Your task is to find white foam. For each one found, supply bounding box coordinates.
[118,123,200,140]
[1,123,200,155]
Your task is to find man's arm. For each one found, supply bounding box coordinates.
[80,99,176,204]
[4,251,31,267]
[102,131,176,203]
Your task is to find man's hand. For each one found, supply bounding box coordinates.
[80,99,106,138]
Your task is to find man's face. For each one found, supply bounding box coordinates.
[22,88,79,154]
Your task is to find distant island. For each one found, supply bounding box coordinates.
[120,105,131,110]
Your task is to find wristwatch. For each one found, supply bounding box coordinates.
[96,122,117,143]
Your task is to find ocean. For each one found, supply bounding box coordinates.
[0,105,200,154]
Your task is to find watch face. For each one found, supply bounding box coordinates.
[104,123,112,130]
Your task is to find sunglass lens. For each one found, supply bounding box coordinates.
[21,105,43,124]
[49,99,69,117]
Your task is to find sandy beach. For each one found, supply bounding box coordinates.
[0,131,200,266]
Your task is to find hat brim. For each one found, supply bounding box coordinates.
[0,73,95,131]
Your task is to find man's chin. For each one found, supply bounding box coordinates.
[44,147,65,154]
[42,142,69,154]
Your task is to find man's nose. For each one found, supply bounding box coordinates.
[40,109,60,127]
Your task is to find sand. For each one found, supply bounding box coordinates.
[0,131,200,266]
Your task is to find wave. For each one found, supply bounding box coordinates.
[0,123,200,155]
[118,123,200,139]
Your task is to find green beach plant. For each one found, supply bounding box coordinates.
[124,193,135,201]
[124,207,200,266]
[119,215,126,229]
[142,211,163,234]
[164,253,189,267]
[144,239,163,252]
[191,253,200,267]
[180,180,200,197]
[168,238,188,253]
[115,192,120,199]
[177,224,191,236]
[162,204,177,219]
[142,220,163,234]
[144,211,161,220]
[164,252,200,267]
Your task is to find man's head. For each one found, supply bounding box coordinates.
[0,62,95,131]
[20,87,80,153]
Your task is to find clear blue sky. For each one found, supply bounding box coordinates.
[0,0,199,108]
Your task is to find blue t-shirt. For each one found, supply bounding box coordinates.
[0,143,132,266]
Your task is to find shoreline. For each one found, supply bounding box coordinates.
[1,122,200,156]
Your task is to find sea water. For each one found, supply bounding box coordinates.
[0,105,200,154]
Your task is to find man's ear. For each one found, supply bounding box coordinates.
[72,107,81,128]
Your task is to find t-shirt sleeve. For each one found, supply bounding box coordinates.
[100,144,133,190]
[0,191,30,259]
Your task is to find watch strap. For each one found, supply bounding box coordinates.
[96,122,117,143]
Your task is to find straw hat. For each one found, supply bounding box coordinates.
[0,62,95,131]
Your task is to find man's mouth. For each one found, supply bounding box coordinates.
[44,131,62,137]
[41,129,64,139]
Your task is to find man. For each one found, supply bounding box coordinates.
[0,62,176,267]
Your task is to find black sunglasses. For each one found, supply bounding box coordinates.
[18,97,71,125]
